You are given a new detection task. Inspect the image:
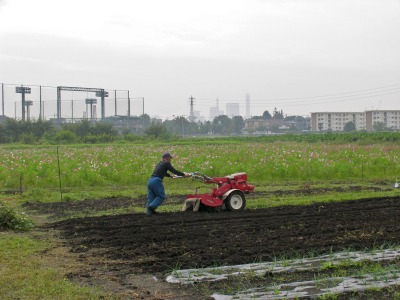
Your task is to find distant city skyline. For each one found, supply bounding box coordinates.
[1,81,400,122]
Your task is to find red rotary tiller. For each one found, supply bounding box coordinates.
[182,172,255,212]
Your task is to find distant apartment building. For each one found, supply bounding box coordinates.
[311,112,365,131]
[311,110,400,132]
[244,118,285,131]
[365,110,400,131]
[244,119,269,131]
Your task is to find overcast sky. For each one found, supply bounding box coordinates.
[1,0,400,120]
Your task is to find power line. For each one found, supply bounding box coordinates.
[194,85,400,106]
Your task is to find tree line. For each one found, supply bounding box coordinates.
[0,107,391,144]
[0,114,248,144]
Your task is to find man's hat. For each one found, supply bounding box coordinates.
[162,152,173,159]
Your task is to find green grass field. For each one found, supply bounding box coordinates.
[1,139,400,201]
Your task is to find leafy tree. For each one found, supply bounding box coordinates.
[284,115,305,122]
[0,124,9,143]
[288,124,299,132]
[373,122,387,132]
[163,116,193,136]
[162,119,174,135]
[273,107,284,119]
[3,119,23,142]
[232,116,244,135]
[199,121,212,134]
[30,120,54,139]
[173,116,189,136]
[343,121,356,132]
[187,121,200,135]
[270,124,280,133]
[212,115,232,135]
[63,120,91,137]
[90,122,118,136]
[262,110,272,119]
[62,120,118,138]
[140,114,151,129]
[256,125,268,132]
[144,124,168,138]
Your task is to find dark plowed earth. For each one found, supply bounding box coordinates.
[51,196,400,277]
[23,185,385,218]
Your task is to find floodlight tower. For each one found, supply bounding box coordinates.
[15,86,31,121]
[95,89,109,119]
[85,98,97,120]
[25,100,33,121]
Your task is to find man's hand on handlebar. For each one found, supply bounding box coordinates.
[172,173,191,179]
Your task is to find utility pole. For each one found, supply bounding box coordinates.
[127,90,130,130]
[114,90,117,116]
[127,90,130,117]
[189,95,195,122]
[39,86,42,120]
[142,97,145,131]
[1,83,4,116]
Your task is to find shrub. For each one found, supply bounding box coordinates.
[83,134,117,144]
[123,133,145,142]
[19,133,37,144]
[0,202,34,231]
[55,130,79,144]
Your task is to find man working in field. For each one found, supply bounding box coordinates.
[146,152,190,215]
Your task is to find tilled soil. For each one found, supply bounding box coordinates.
[23,185,386,218]
[31,195,400,299]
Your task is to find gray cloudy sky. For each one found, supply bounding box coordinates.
[1,0,400,120]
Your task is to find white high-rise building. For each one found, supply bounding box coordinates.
[226,103,240,118]
[209,98,224,121]
[311,112,365,131]
[246,93,250,119]
[193,111,205,122]
[210,106,224,121]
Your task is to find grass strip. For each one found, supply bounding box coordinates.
[0,233,105,300]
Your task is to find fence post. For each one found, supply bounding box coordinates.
[57,147,63,201]
[19,173,23,195]
[361,164,364,182]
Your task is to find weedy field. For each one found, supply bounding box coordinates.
[1,138,400,192]
[2,135,400,299]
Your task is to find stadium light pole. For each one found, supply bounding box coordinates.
[15,86,31,121]
[95,89,109,120]
[85,98,97,120]
[25,100,33,121]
